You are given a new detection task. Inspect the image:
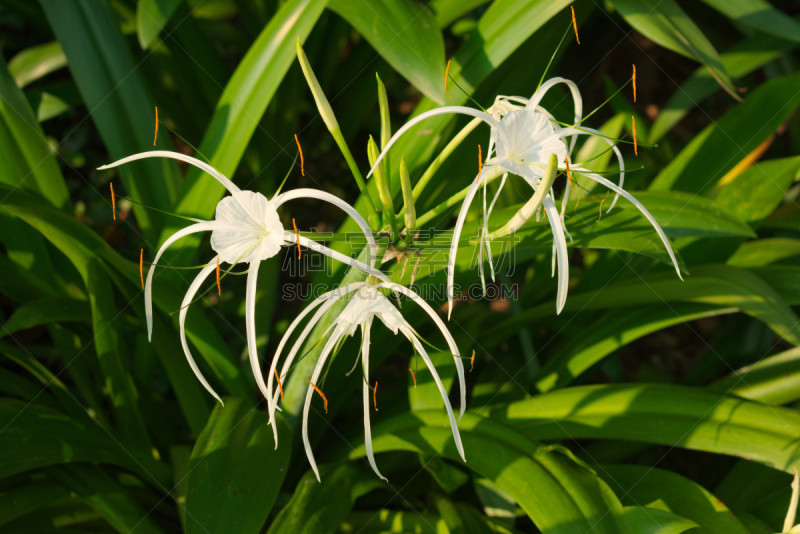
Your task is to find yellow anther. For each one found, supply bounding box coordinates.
[153,106,159,146]
[216,257,221,296]
[373,381,379,412]
[308,380,328,413]
[110,182,116,221]
[139,248,144,289]
[409,368,417,388]
[275,370,284,403]
[632,115,638,156]
[445,59,452,100]
[565,154,573,193]
[632,64,637,103]
[571,6,580,45]
[470,350,475,373]
[292,218,301,259]
[294,133,305,176]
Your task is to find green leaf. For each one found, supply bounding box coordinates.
[0,53,68,209]
[492,384,800,472]
[329,0,445,103]
[710,346,800,405]
[47,465,166,534]
[86,258,151,452]
[350,414,633,534]
[699,0,800,43]
[267,464,382,534]
[491,264,800,347]
[0,479,70,527]
[7,41,67,88]
[1,298,89,336]
[621,506,698,534]
[0,399,170,487]
[169,0,326,228]
[534,303,732,392]
[186,398,291,534]
[651,72,800,194]
[714,156,800,222]
[40,0,180,237]
[604,466,748,533]
[650,29,798,142]
[728,238,800,267]
[608,0,734,95]
[136,0,182,49]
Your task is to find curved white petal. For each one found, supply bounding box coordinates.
[557,126,625,211]
[98,150,240,195]
[368,106,498,178]
[378,282,466,421]
[360,320,387,481]
[303,326,346,482]
[527,77,583,151]
[146,221,217,340]
[178,257,224,404]
[267,284,365,444]
[290,233,391,284]
[245,261,270,404]
[572,165,683,279]
[542,195,569,314]
[447,172,486,319]
[274,188,379,267]
[407,330,465,461]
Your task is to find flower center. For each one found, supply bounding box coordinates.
[493,109,567,168]
[211,191,285,264]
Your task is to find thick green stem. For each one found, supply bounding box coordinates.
[368,136,398,239]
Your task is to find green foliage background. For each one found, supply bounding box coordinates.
[1,0,800,532]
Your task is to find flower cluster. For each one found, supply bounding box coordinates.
[100,68,681,482]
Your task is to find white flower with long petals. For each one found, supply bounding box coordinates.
[264,281,466,482]
[368,77,682,317]
[99,150,387,404]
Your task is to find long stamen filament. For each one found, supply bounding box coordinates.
[470,350,475,372]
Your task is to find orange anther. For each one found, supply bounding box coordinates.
[571,6,580,45]
[275,370,284,403]
[308,380,328,413]
[445,59,452,100]
[373,381,379,411]
[478,144,483,176]
[565,154,573,193]
[632,115,638,156]
[294,134,305,176]
[470,349,475,372]
[153,106,159,146]
[632,64,637,103]
[292,218,301,259]
[110,182,116,221]
[216,257,221,296]
[598,191,610,221]
[409,368,417,388]
[139,249,144,289]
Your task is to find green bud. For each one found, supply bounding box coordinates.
[296,39,339,132]
[399,156,416,235]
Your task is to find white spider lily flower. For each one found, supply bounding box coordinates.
[98,150,386,405]
[265,281,466,482]
[368,77,681,317]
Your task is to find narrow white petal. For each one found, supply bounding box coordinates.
[377,282,466,420]
[557,126,625,210]
[146,221,217,341]
[267,284,365,444]
[408,331,465,462]
[98,150,240,195]
[290,233,391,284]
[245,261,270,404]
[179,257,224,404]
[447,174,485,319]
[360,322,387,481]
[572,165,682,279]
[368,106,498,178]
[543,195,569,314]
[303,327,345,482]
[274,188,379,267]
[528,77,583,152]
